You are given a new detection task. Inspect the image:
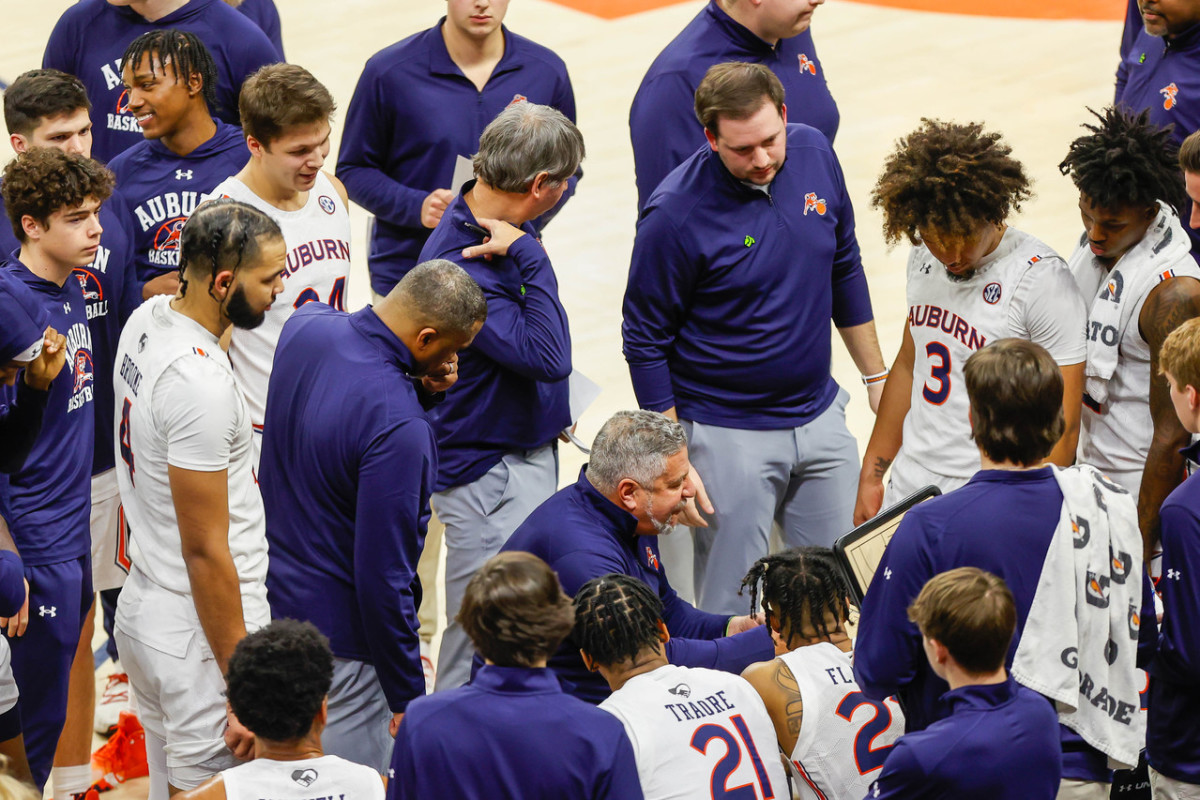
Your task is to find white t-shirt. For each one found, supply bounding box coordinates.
[780,643,905,800]
[113,296,269,654]
[221,754,382,800]
[894,227,1087,489]
[213,173,352,438]
[600,664,787,800]
[0,639,16,716]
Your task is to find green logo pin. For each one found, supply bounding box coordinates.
[520,285,526,296]
[1139,53,1147,64]
[744,235,756,247]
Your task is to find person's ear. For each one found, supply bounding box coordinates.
[704,127,718,153]
[187,70,204,98]
[1187,383,1200,412]
[415,327,439,351]
[580,651,598,672]
[212,269,234,298]
[616,478,640,512]
[10,133,29,155]
[656,619,670,645]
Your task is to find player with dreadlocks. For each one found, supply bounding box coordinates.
[112,199,284,799]
[854,119,1087,525]
[739,548,904,800]
[107,30,250,292]
[575,573,786,800]
[1060,106,1200,560]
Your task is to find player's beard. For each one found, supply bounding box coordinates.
[943,265,977,283]
[225,284,267,330]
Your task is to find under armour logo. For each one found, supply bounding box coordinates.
[1167,568,1182,581]
[175,169,193,180]
[39,605,56,617]
[920,263,932,274]
[63,302,72,314]
[884,567,892,580]
[388,769,395,780]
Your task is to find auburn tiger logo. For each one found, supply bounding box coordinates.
[1162,82,1179,110]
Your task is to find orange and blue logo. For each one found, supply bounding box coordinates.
[645,546,660,571]
[798,54,817,76]
[1161,82,1179,110]
[803,192,827,216]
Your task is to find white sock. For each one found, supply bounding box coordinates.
[51,764,92,800]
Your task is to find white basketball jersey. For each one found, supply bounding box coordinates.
[898,228,1087,483]
[600,664,786,800]
[780,643,904,800]
[214,172,351,433]
[113,296,269,637]
[221,755,383,800]
[1069,223,1200,493]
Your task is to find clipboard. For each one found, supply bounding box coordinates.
[833,485,941,605]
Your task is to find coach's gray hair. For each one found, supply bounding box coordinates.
[473,102,585,193]
[586,410,688,494]
[390,259,487,337]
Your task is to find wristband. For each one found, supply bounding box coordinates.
[862,370,889,386]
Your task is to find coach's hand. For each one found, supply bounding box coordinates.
[225,706,255,760]
[421,189,454,229]
[24,327,66,392]
[677,462,714,529]
[725,613,763,636]
[421,355,459,394]
[461,218,524,261]
[0,579,29,638]
[390,712,404,737]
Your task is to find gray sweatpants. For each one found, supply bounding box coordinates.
[432,444,558,691]
[322,658,393,773]
[682,388,859,614]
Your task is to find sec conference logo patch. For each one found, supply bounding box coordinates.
[318,195,336,215]
[982,282,1001,304]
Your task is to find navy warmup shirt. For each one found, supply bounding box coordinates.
[336,21,578,297]
[629,0,839,210]
[259,303,434,712]
[0,261,94,566]
[623,124,872,429]
[388,665,644,800]
[417,191,571,491]
[1116,22,1200,257]
[503,469,775,703]
[869,679,1062,800]
[107,122,247,282]
[1147,440,1200,783]
[42,0,280,163]
[854,467,1158,782]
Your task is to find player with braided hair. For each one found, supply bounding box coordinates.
[1060,106,1200,559]
[740,548,904,800]
[855,119,1087,524]
[112,199,285,798]
[575,573,785,800]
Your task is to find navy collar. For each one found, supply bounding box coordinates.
[570,466,641,543]
[1166,21,1200,51]
[942,677,1019,713]
[704,1,778,56]
[349,306,418,376]
[1181,439,1200,463]
[968,466,1055,485]
[472,664,563,696]
[428,19,523,81]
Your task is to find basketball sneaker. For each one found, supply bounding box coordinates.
[93,670,133,736]
[91,711,148,786]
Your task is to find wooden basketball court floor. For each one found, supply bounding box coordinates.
[2,0,1129,795]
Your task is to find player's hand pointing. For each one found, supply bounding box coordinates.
[24,327,66,392]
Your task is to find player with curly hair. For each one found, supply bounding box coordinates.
[176,620,383,800]
[854,119,1087,525]
[574,573,785,800]
[739,548,904,800]
[1060,106,1200,559]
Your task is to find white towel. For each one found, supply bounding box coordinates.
[1011,465,1145,770]
[1068,202,1194,405]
